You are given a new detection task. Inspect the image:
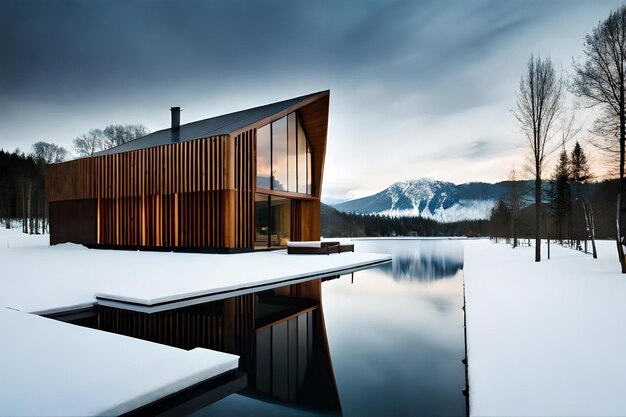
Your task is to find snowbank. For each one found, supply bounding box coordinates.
[463,239,626,416]
[0,306,238,416]
[0,227,389,313]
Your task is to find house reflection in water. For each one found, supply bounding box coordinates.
[97,278,341,414]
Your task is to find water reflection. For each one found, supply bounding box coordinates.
[253,293,340,413]
[194,282,342,417]
[198,239,466,417]
[358,238,464,281]
[323,239,466,417]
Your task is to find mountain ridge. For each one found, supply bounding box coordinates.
[331,178,532,223]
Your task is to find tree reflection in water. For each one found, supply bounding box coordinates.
[359,239,464,281]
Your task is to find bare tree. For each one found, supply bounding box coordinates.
[32,141,69,163]
[73,129,104,157]
[571,5,626,271]
[73,124,149,156]
[512,54,563,262]
[102,124,149,149]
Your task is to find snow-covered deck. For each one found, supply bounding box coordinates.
[0,229,390,314]
[0,228,390,415]
[464,239,626,416]
[0,306,239,416]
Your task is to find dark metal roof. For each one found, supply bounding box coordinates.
[94,91,328,156]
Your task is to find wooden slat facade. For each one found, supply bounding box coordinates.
[46,133,256,249]
[45,92,328,250]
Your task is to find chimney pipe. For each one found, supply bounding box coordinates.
[170,107,181,130]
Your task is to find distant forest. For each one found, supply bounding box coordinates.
[489,179,618,241]
[321,179,619,240]
[320,203,490,238]
[0,149,56,233]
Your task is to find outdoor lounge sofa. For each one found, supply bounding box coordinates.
[287,241,354,255]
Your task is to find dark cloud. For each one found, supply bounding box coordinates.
[0,0,622,198]
[0,0,551,107]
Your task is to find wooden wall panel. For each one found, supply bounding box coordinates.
[300,200,320,241]
[291,200,303,242]
[45,157,95,202]
[49,199,97,245]
[230,129,255,248]
[46,132,256,249]
[46,135,229,202]
[296,95,329,198]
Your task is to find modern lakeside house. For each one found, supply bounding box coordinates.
[45,90,330,251]
[1,90,390,416]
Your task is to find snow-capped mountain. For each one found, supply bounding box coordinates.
[332,178,511,223]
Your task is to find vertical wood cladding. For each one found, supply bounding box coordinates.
[290,200,302,242]
[300,200,320,241]
[46,132,255,249]
[49,199,97,245]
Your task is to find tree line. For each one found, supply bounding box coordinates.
[0,144,67,234]
[321,203,490,238]
[506,4,626,270]
[490,179,617,250]
[0,124,148,233]
[492,142,595,248]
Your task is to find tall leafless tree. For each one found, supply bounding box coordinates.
[32,141,69,163]
[102,124,149,149]
[512,54,563,262]
[73,129,105,157]
[73,124,149,157]
[571,5,626,271]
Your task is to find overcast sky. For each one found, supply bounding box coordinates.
[0,0,622,203]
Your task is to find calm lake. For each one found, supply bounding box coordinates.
[195,239,466,417]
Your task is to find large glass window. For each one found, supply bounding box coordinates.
[307,144,312,195]
[255,193,290,248]
[255,194,270,248]
[256,112,312,195]
[272,117,288,191]
[297,119,307,194]
[287,113,297,193]
[270,197,291,247]
[256,125,271,189]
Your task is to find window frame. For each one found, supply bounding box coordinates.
[256,111,314,197]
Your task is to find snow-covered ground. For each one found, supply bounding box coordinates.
[0,228,389,314]
[0,306,238,416]
[6,227,623,415]
[464,239,626,416]
[0,229,245,416]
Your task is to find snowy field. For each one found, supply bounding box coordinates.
[0,228,389,314]
[0,306,238,416]
[0,228,389,416]
[5,227,624,415]
[464,239,626,416]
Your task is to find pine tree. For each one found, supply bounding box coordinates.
[570,142,590,194]
[570,142,597,257]
[550,148,571,242]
